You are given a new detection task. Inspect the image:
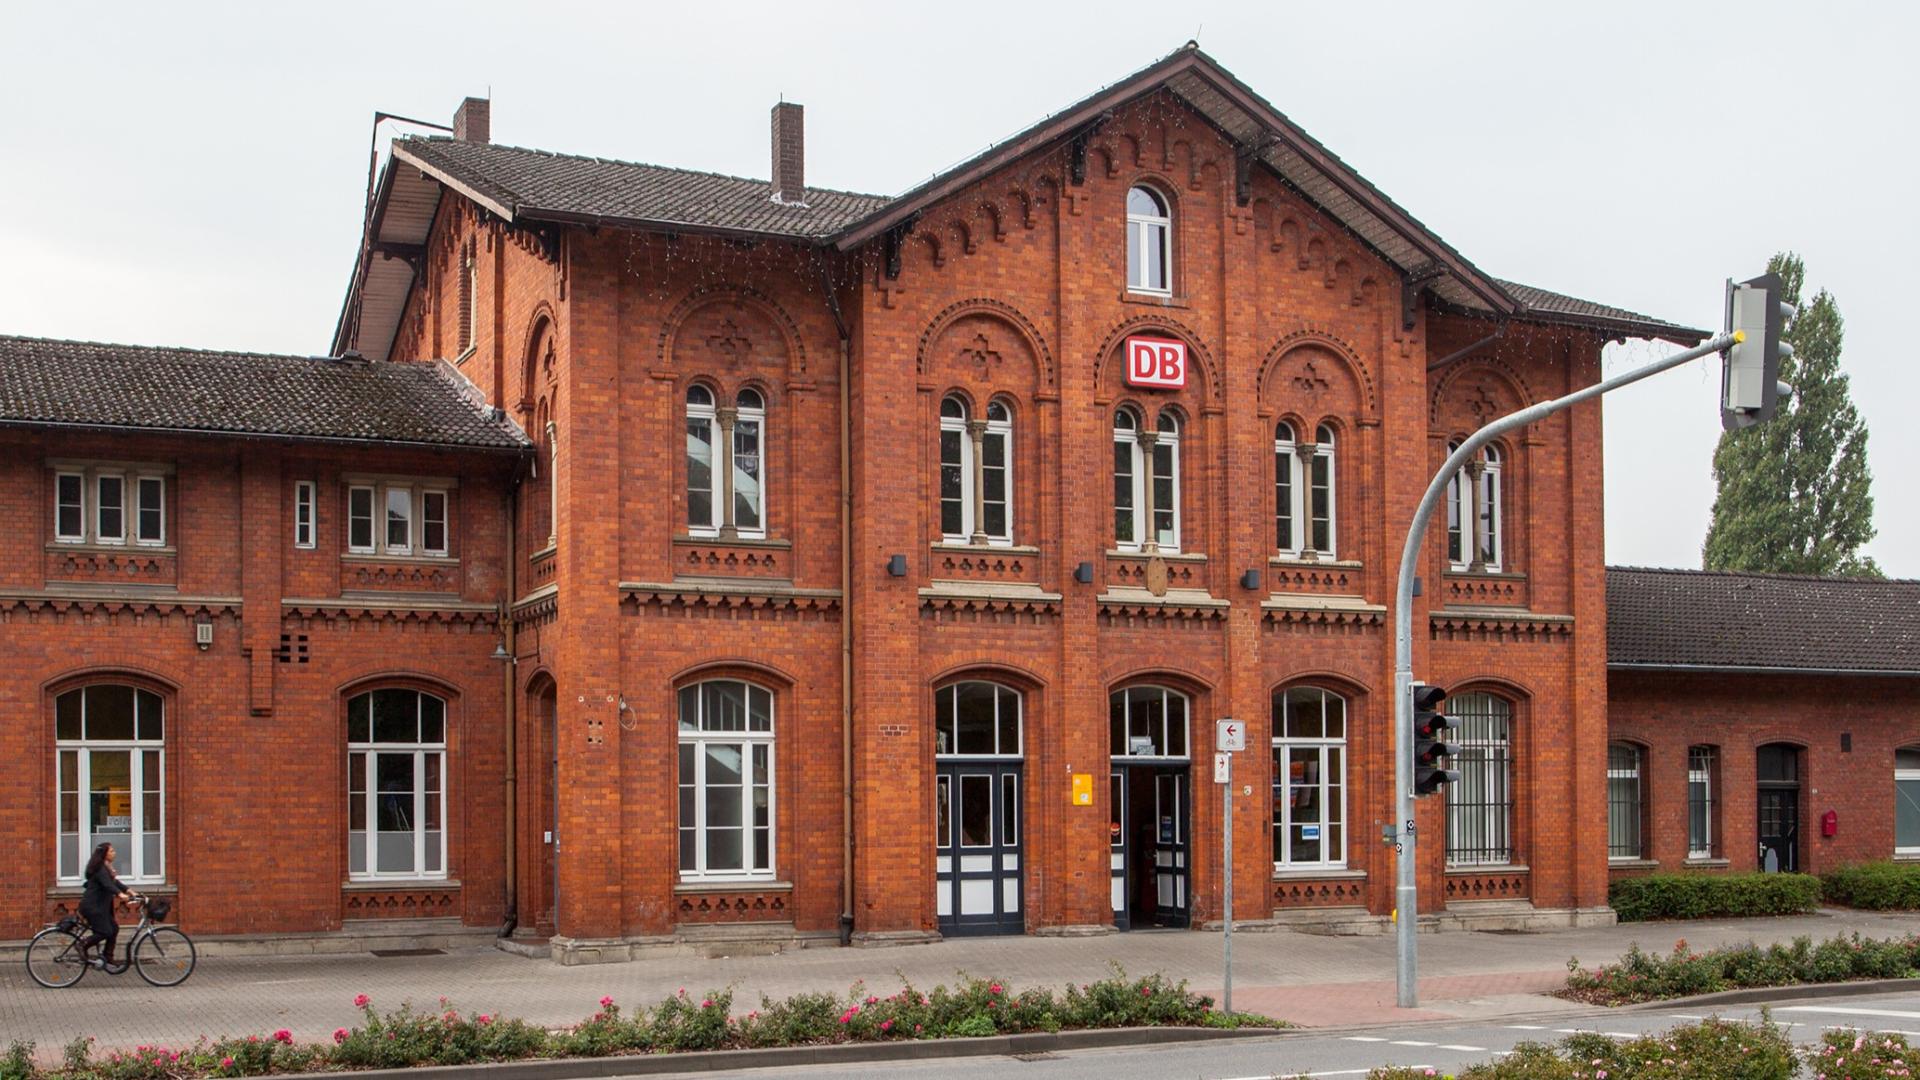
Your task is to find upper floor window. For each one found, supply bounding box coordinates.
[1113,408,1181,553]
[678,679,775,881]
[1445,692,1513,867]
[293,481,317,549]
[1276,423,1336,558]
[1126,186,1171,294]
[1446,442,1504,571]
[347,482,452,558]
[1607,742,1643,860]
[938,396,1013,545]
[686,385,767,540]
[1687,745,1718,859]
[56,684,165,884]
[1109,685,1190,759]
[1273,686,1347,869]
[53,466,166,547]
[347,688,447,880]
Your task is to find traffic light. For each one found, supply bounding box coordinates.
[1721,272,1796,430]
[1411,682,1457,797]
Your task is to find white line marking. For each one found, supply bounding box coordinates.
[1389,1039,1436,1046]
[1508,1024,1547,1030]
[1342,1036,1388,1042]
[1781,1006,1920,1021]
[1219,1070,1416,1079]
[1669,1013,1707,1021]
[1605,1032,1639,1039]
[1438,1044,1487,1051]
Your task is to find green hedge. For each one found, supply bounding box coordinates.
[1608,871,1821,921]
[1565,932,1920,1005]
[1821,861,1920,910]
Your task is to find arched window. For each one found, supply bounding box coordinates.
[1112,408,1140,548]
[1114,409,1181,553]
[1445,692,1512,867]
[1447,442,1504,571]
[1126,186,1171,294]
[938,396,1014,545]
[1109,685,1190,759]
[1607,742,1643,860]
[677,680,775,880]
[347,688,447,880]
[1151,411,1181,551]
[1276,423,1337,558]
[685,384,768,540]
[1272,686,1346,869]
[56,684,165,883]
[933,681,1023,757]
[1687,745,1718,859]
[1896,748,1920,856]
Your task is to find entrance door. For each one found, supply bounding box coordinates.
[1757,744,1801,873]
[1110,764,1190,929]
[935,763,1023,935]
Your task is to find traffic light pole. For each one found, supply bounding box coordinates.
[1393,330,1737,1008]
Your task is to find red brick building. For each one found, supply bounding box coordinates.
[6,46,1792,959]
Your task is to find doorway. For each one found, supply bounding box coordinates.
[935,762,1023,935]
[1109,764,1190,929]
[1757,743,1801,873]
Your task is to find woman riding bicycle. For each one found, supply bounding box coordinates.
[79,842,142,970]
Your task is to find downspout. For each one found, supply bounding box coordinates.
[1425,321,1507,372]
[499,473,520,938]
[820,264,855,947]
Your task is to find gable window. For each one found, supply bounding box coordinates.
[1445,692,1513,867]
[56,684,165,884]
[1447,442,1504,571]
[346,482,452,558]
[1109,685,1190,759]
[685,385,768,540]
[1607,742,1643,860]
[1687,745,1717,859]
[1272,686,1346,869]
[347,688,447,880]
[1276,423,1336,558]
[1126,186,1171,294]
[938,396,1013,545]
[1113,409,1181,553]
[1897,748,1920,856]
[51,466,167,546]
[294,481,316,549]
[677,679,775,881]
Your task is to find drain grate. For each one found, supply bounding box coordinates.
[369,948,445,957]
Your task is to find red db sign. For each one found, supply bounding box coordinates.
[1125,336,1186,389]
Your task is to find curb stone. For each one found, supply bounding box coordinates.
[1618,976,1920,1011]
[274,1026,1278,1080]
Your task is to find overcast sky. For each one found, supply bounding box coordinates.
[2,2,1910,575]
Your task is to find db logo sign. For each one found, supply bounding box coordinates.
[1125,336,1187,389]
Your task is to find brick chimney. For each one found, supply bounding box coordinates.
[453,97,490,143]
[770,102,804,204]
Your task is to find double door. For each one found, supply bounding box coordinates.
[935,762,1023,935]
[1109,764,1190,930]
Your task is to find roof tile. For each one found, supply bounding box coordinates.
[1607,566,1920,673]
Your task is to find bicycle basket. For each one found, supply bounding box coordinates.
[55,914,80,933]
[146,898,172,923]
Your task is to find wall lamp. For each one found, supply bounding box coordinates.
[1073,561,1095,584]
[1240,568,1262,591]
[886,554,909,577]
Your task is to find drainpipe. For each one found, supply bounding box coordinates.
[1426,321,1507,372]
[499,473,520,938]
[820,265,855,947]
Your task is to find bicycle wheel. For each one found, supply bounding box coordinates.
[132,927,196,986]
[25,928,88,989]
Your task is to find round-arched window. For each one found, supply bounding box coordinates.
[347,687,447,880]
[1126,186,1171,293]
[56,684,165,883]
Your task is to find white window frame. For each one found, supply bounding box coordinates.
[1309,424,1336,557]
[421,490,450,556]
[348,485,377,553]
[1687,745,1716,860]
[939,396,974,542]
[134,475,165,546]
[55,685,166,885]
[384,485,414,555]
[293,481,317,549]
[345,482,452,558]
[677,680,777,882]
[1125,185,1172,295]
[347,689,449,882]
[933,680,1024,759]
[1607,741,1643,861]
[1897,747,1920,856]
[1272,686,1347,870]
[1112,409,1143,550]
[1274,422,1302,555]
[732,389,766,539]
[1447,443,1504,571]
[686,386,717,536]
[1150,412,1182,552]
[1109,685,1191,760]
[94,472,126,545]
[1113,410,1182,553]
[980,401,1013,545]
[54,470,86,543]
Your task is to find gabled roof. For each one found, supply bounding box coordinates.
[336,44,1705,360]
[0,335,530,452]
[1607,566,1920,676]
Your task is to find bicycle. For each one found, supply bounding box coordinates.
[26,896,196,988]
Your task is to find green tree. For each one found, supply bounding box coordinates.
[1703,252,1879,577]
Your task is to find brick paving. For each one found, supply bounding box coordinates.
[2,910,1916,1059]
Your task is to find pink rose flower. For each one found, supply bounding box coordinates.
[333,1028,349,1044]
[273,1028,292,1043]
[220,1057,234,1069]
[477,1014,492,1024]
[354,993,371,1008]
[600,995,615,1008]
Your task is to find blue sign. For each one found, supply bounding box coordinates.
[1301,824,1321,841]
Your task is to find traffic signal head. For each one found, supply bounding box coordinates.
[1721,272,1796,430]
[1410,682,1458,797]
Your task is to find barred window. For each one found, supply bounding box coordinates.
[1687,745,1717,859]
[1607,742,1643,860]
[1445,692,1513,867]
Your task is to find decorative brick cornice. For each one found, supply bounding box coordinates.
[281,598,500,628]
[0,590,240,619]
[1261,603,1384,632]
[512,584,557,626]
[1429,609,1573,643]
[620,581,840,619]
[919,583,1061,621]
[1097,588,1228,625]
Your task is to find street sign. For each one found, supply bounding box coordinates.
[1216,719,1245,752]
[1213,752,1231,784]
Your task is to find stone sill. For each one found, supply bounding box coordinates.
[1445,863,1529,875]
[47,883,177,899]
[1107,549,1207,563]
[342,878,461,891]
[1272,867,1365,881]
[1269,556,1361,569]
[675,534,790,550]
[1608,858,1660,870]
[1445,568,1524,580]
[674,880,793,894]
[1682,857,1732,869]
[46,542,177,555]
[932,542,1039,555]
[341,553,459,567]
[1118,290,1189,309]
[529,543,557,561]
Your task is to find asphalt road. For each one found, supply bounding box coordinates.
[620,989,1920,1079]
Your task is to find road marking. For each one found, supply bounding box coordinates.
[1781,1006,1920,1021]
[1554,1029,1636,1038]
[1438,1044,1487,1052]
[1669,1013,1707,1021]
[1821,1024,1920,1037]
[1342,1036,1388,1042]
[1219,1071,1416,1079]
[1507,1024,1547,1030]
[1389,1040,1436,1047]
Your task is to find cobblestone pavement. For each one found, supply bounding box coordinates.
[2,909,1914,1058]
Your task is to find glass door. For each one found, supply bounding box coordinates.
[935,763,1023,935]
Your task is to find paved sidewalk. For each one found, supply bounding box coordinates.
[2,909,1914,1058]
